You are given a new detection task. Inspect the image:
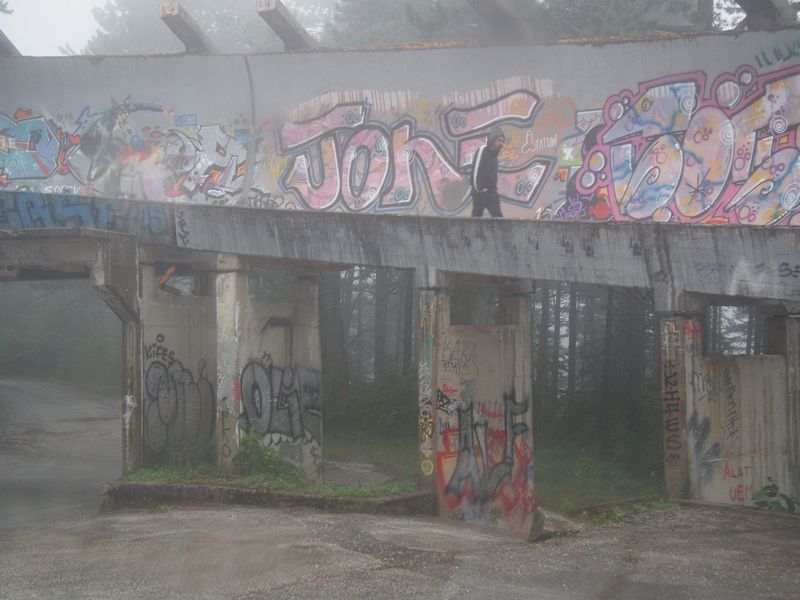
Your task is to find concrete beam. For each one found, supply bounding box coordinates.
[172,204,800,306]
[160,1,218,54]
[256,0,315,51]
[0,29,20,56]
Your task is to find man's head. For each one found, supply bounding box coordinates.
[488,126,505,152]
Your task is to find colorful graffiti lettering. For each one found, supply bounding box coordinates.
[0,191,171,242]
[276,89,551,214]
[571,65,800,225]
[437,388,534,527]
[5,61,800,225]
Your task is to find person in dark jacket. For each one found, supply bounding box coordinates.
[470,126,505,218]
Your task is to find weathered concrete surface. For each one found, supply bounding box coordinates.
[4,29,800,228]
[660,315,800,502]
[3,194,800,307]
[0,505,797,599]
[102,481,435,517]
[0,379,120,530]
[176,205,800,307]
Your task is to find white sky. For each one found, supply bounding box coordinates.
[0,0,104,56]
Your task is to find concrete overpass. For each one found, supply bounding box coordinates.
[2,190,799,538]
[3,23,800,537]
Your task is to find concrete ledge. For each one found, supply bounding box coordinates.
[101,481,436,516]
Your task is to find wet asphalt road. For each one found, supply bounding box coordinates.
[0,378,121,529]
[1,379,799,599]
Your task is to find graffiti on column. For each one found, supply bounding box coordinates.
[570,64,800,225]
[418,293,436,480]
[437,384,534,527]
[5,61,800,225]
[238,318,322,449]
[143,333,216,458]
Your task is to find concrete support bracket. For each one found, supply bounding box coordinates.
[257,0,315,51]
[160,1,219,54]
[0,29,21,56]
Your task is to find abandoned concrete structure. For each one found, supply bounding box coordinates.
[2,21,800,537]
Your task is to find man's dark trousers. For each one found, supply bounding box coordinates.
[471,190,503,217]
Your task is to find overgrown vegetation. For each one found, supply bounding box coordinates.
[125,438,415,497]
[579,498,681,526]
[534,444,666,514]
[752,477,798,513]
[234,432,307,484]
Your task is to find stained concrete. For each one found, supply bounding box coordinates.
[0,505,797,599]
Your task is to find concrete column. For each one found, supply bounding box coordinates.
[236,267,323,481]
[215,269,246,470]
[416,267,442,492]
[784,316,800,496]
[425,272,535,535]
[660,317,692,498]
[122,319,143,475]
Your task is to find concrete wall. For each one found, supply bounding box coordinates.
[3,29,800,225]
[421,274,534,534]
[661,314,800,504]
[141,265,217,463]
[236,268,322,480]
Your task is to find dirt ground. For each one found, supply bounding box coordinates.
[0,504,797,599]
[2,379,798,599]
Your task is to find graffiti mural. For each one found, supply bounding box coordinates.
[239,352,321,446]
[238,317,322,477]
[0,190,172,242]
[5,51,800,225]
[436,385,534,529]
[143,333,216,459]
[570,65,800,225]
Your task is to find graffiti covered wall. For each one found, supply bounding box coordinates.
[662,316,799,504]
[236,269,322,480]
[141,265,217,462]
[424,276,535,534]
[4,30,800,225]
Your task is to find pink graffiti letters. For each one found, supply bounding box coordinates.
[276,90,551,214]
[573,64,800,225]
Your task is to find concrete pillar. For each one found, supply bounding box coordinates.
[122,319,143,475]
[236,267,323,481]
[660,316,692,498]
[160,1,219,54]
[140,264,218,465]
[257,0,315,51]
[783,316,800,497]
[422,271,535,535]
[416,267,443,492]
[215,268,246,470]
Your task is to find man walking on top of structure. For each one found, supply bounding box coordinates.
[470,126,505,218]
